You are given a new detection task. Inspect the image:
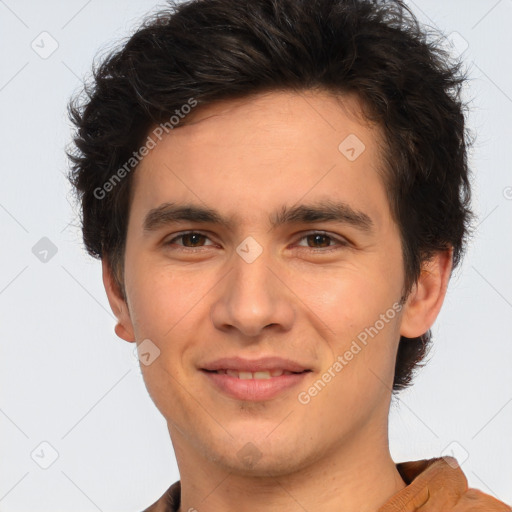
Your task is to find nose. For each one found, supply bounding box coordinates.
[210,245,295,338]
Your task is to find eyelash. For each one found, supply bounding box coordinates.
[164,230,350,253]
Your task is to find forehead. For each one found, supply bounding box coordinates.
[151,89,380,156]
[130,89,389,232]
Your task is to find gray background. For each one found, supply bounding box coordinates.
[1,0,511,510]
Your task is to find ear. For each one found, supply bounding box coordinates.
[400,247,453,338]
[102,257,136,343]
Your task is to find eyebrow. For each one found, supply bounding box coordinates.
[143,199,374,234]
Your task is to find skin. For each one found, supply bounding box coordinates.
[103,89,452,512]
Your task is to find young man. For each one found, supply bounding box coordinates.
[67,0,511,510]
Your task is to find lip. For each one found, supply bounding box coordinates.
[201,369,311,401]
[200,356,310,373]
[200,356,312,401]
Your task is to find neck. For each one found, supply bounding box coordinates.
[171,422,406,512]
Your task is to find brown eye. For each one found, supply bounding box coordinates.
[166,232,214,248]
[305,233,332,248]
[180,233,207,247]
[296,231,349,250]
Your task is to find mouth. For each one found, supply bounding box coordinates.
[202,368,310,379]
[200,357,313,401]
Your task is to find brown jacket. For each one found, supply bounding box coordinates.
[143,456,511,511]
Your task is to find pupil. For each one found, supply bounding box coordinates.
[185,233,204,246]
[310,234,329,247]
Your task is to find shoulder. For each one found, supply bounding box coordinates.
[380,457,511,512]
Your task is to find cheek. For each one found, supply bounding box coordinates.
[297,266,391,330]
[124,256,196,339]
[296,261,403,375]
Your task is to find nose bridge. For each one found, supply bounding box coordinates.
[233,243,272,299]
[210,237,294,336]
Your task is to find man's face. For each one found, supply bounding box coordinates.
[115,90,408,475]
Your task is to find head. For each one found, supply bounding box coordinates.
[68,0,473,476]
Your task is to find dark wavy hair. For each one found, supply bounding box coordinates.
[67,0,474,393]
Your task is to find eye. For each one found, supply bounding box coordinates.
[165,231,215,248]
[295,231,349,251]
[163,230,349,252]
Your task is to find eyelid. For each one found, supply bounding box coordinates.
[165,229,350,250]
[165,230,217,246]
[294,230,350,249]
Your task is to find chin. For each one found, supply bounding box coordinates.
[203,436,318,478]
[222,453,302,478]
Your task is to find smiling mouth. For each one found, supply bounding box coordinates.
[201,367,313,401]
[203,369,311,379]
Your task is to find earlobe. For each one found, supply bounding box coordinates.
[101,258,136,343]
[114,321,135,342]
[399,247,453,338]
